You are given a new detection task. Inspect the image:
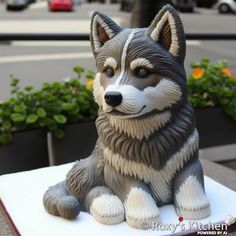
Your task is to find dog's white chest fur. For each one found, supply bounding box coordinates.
[103,129,199,203]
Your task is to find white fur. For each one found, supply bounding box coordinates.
[125,187,160,229]
[104,57,117,70]
[93,73,104,106]
[143,79,182,111]
[109,111,171,140]
[90,194,124,224]
[130,58,154,70]
[104,79,182,118]
[103,129,199,202]
[150,12,179,57]
[175,175,210,219]
[114,30,135,86]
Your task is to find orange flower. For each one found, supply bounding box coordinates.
[192,68,204,80]
[221,67,233,78]
[86,79,94,90]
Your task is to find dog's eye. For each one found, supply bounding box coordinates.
[104,67,114,77]
[135,68,150,78]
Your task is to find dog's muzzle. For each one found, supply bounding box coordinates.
[104,91,123,107]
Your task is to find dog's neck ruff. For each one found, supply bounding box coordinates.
[96,104,195,170]
[108,111,171,140]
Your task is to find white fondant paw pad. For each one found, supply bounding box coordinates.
[125,187,160,229]
[90,194,125,225]
[175,175,211,219]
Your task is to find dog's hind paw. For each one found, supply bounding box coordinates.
[44,194,80,219]
[56,196,80,219]
[90,194,125,225]
[43,183,80,220]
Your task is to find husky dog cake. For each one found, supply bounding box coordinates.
[43,5,210,229]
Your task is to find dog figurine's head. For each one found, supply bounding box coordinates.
[90,5,187,120]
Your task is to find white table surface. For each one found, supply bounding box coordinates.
[0,163,236,236]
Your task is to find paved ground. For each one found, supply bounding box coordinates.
[0,2,236,100]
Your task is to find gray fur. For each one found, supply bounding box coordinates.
[147,4,186,64]
[96,104,195,170]
[43,181,80,219]
[104,163,150,201]
[43,5,210,228]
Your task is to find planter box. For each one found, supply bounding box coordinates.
[195,107,236,148]
[48,122,98,165]
[0,129,49,175]
[48,109,236,164]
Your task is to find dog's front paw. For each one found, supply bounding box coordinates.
[90,194,125,225]
[125,187,160,229]
[175,176,210,220]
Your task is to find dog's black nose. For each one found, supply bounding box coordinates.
[104,91,122,107]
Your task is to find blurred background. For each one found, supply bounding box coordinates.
[0,0,236,172]
[0,0,236,99]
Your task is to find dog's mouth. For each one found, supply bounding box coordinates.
[106,105,146,117]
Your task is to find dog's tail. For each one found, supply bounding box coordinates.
[43,181,80,219]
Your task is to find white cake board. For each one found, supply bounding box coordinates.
[0,163,236,236]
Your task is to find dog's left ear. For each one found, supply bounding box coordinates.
[90,11,122,56]
[147,5,186,64]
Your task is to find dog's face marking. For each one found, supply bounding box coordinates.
[104,57,117,70]
[91,9,186,119]
[130,58,154,71]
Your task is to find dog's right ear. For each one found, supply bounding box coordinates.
[90,11,122,56]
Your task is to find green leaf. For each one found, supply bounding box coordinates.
[53,115,67,124]
[53,129,64,139]
[24,86,33,91]
[0,133,13,144]
[10,77,19,87]
[3,121,12,130]
[10,113,26,122]
[37,108,46,118]
[13,105,25,113]
[62,103,75,111]
[86,70,95,80]
[200,58,209,68]
[73,66,85,77]
[26,114,39,124]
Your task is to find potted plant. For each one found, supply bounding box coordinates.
[46,66,98,165]
[0,77,49,174]
[0,67,99,173]
[188,59,236,148]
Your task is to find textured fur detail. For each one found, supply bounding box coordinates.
[66,157,101,200]
[90,11,121,54]
[108,111,171,140]
[114,30,135,86]
[43,181,80,219]
[90,194,124,224]
[150,12,179,57]
[102,79,182,119]
[175,175,210,219]
[93,73,104,106]
[130,58,154,70]
[43,6,210,228]
[103,129,199,203]
[104,57,117,69]
[125,187,160,229]
[148,5,186,64]
[96,105,195,170]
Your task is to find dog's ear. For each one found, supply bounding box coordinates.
[90,11,122,56]
[147,5,186,64]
